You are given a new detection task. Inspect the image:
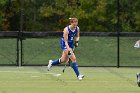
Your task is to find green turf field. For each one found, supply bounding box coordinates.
[0,67,140,93]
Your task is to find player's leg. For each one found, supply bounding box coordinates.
[47,58,60,71]
[60,50,69,63]
[47,50,69,71]
[48,39,68,70]
[70,52,84,80]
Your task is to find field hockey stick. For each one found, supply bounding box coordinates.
[62,46,76,73]
[68,46,75,66]
[62,64,67,73]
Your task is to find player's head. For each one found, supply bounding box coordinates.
[69,17,78,27]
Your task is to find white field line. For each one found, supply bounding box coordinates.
[0,71,61,77]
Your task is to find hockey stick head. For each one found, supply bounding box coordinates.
[137,73,140,87]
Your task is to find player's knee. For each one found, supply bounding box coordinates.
[71,57,77,62]
[61,58,69,63]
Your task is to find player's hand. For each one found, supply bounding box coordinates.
[67,47,71,52]
[74,41,79,47]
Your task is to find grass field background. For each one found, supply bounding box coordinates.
[0,67,140,93]
[0,36,140,66]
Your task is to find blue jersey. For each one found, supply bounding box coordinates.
[61,26,78,50]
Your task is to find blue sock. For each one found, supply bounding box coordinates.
[52,59,60,65]
[71,62,80,77]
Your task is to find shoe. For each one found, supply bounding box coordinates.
[78,74,84,80]
[137,73,140,87]
[47,60,53,71]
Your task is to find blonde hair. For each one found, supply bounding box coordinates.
[69,17,78,23]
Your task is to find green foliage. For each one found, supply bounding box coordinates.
[0,0,21,31]
[0,0,140,32]
[120,0,140,32]
[0,0,7,30]
[39,0,117,31]
[0,0,6,5]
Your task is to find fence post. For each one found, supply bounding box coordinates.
[117,0,120,68]
[16,32,20,66]
[18,0,24,66]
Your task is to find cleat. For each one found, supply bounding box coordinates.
[47,60,53,71]
[78,74,84,80]
[137,73,140,87]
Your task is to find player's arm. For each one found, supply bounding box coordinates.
[75,27,80,47]
[63,27,71,51]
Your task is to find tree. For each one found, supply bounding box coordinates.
[0,0,21,31]
[39,0,117,32]
[0,0,8,31]
[0,0,139,32]
[120,0,140,31]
